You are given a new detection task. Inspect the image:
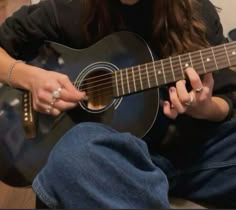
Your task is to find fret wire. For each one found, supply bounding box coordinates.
[179,53,191,70]
[126,68,130,94]
[163,58,175,83]
[117,48,234,93]
[200,48,216,72]
[132,44,235,86]
[78,43,236,98]
[199,50,207,73]
[75,41,236,92]
[152,59,158,85]
[190,51,204,75]
[212,45,228,69]
[114,71,119,96]
[115,54,231,96]
[160,59,167,83]
[211,47,218,69]
[145,63,151,88]
[132,66,137,92]
[225,44,236,66]
[178,55,185,79]
[151,67,163,86]
[189,52,193,67]
[224,44,232,66]
[133,66,142,91]
[171,56,184,81]
[113,42,236,95]
[138,65,144,90]
[169,56,175,81]
[120,70,125,95]
[153,61,164,87]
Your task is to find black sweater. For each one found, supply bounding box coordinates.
[0,0,235,119]
[0,0,229,58]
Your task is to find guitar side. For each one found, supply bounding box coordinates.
[0,31,160,187]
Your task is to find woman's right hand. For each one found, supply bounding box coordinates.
[27,66,86,116]
[0,48,85,116]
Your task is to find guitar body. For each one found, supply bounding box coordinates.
[0,31,162,187]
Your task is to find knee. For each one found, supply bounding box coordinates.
[44,122,148,177]
[49,122,116,159]
[56,122,117,147]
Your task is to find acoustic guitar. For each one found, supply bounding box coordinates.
[0,31,236,187]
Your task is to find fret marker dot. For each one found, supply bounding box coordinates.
[185,63,189,68]
[158,70,162,75]
[206,58,211,62]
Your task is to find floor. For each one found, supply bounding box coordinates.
[0,180,206,209]
[0,181,35,209]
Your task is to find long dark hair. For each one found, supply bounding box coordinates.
[80,0,209,57]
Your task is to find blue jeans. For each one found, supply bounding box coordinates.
[32,119,236,208]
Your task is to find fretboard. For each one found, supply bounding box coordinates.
[113,41,236,97]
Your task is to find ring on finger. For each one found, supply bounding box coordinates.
[46,105,53,113]
[50,98,57,106]
[52,87,62,99]
[185,94,194,106]
[195,87,203,93]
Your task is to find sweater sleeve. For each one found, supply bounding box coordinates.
[199,0,236,120]
[0,0,60,60]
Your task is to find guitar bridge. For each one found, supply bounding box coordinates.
[22,91,37,139]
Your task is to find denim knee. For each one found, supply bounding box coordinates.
[32,122,169,208]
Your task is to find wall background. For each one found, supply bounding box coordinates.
[0,0,30,23]
[30,0,40,3]
[210,0,236,37]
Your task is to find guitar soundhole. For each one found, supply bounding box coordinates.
[80,69,114,112]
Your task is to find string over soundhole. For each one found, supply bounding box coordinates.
[79,69,114,112]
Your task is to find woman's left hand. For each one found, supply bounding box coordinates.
[163,67,215,120]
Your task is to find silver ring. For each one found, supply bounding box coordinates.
[195,87,203,93]
[52,87,62,99]
[46,105,52,113]
[50,98,57,106]
[185,94,194,106]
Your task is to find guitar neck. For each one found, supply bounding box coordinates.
[113,41,236,97]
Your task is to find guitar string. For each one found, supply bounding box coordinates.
[77,55,235,99]
[71,42,236,89]
[74,47,236,95]
[77,58,234,102]
[73,42,236,88]
[74,44,236,92]
[75,45,236,91]
[25,43,236,112]
[69,42,236,89]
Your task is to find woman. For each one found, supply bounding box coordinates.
[0,0,236,208]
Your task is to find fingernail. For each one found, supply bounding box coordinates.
[82,95,89,101]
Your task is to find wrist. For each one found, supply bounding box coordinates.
[7,60,25,87]
[10,63,38,90]
[205,96,230,122]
